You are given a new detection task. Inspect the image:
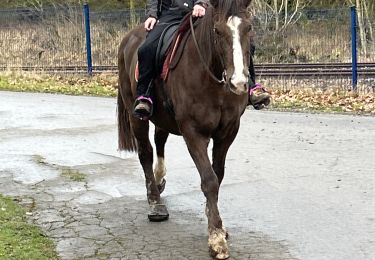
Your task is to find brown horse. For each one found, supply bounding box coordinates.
[118,0,253,258]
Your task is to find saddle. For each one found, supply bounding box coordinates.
[156,22,180,74]
[134,15,193,116]
[135,14,192,82]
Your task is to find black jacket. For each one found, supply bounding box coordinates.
[147,0,209,18]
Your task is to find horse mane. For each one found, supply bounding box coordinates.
[195,0,249,71]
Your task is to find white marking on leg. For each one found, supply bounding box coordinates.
[227,16,247,89]
[208,228,229,259]
[154,156,166,185]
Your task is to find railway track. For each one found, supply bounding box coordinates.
[1,63,375,78]
[256,63,375,78]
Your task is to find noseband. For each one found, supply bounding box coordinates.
[189,15,227,85]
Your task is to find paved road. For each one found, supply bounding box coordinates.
[0,91,374,260]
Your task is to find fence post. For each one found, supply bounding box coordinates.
[351,6,358,91]
[84,3,93,76]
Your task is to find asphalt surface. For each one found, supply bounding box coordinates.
[0,91,374,260]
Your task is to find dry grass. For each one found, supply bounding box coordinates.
[254,20,356,63]
[0,0,146,10]
[1,8,374,68]
[0,9,131,67]
[260,78,375,114]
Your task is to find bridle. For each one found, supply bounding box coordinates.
[189,15,228,85]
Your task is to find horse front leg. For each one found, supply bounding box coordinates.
[182,131,229,259]
[211,132,238,239]
[154,127,169,194]
[212,139,231,186]
[132,120,169,221]
[212,124,239,185]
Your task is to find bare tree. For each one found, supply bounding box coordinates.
[253,0,309,31]
[355,0,368,55]
[130,0,136,25]
[349,0,373,56]
[362,0,373,44]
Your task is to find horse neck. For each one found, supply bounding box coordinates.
[193,13,224,78]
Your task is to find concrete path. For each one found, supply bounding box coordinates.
[0,91,374,260]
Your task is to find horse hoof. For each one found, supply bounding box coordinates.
[148,203,169,222]
[157,178,166,194]
[214,252,230,260]
[209,249,229,260]
[208,229,229,259]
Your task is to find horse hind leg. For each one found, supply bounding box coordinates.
[132,119,169,222]
[154,127,169,194]
[117,34,167,221]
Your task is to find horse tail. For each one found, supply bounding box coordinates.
[117,84,138,152]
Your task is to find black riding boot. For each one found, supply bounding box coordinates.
[133,80,154,120]
[248,52,270,109]
[133,12,184,120]
[248,78,271,110]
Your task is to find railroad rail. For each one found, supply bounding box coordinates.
[256,63,375,78]
[1,63,375,78]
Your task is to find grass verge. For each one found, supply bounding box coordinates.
[0,72,117,97]
[0,71,374,115]
[0,195,59,260]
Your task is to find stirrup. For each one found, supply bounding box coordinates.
[133,96,154,120]
[249,83,269,96]
[248,84,271,110]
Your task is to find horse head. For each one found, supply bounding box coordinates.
[208,0,253,95]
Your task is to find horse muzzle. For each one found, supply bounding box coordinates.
[229,77,248,95]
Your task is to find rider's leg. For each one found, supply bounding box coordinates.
[248,44,270,110]
[134,23,168,119]
[134,11,185,119]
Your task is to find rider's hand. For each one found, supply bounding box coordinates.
[144,17,157,31]
[192,4,206,17]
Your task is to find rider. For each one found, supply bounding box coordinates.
[133,0,270,119]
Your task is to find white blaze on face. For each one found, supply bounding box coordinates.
[227,16,247,89]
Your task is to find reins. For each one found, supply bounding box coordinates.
[189,15,227,85]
